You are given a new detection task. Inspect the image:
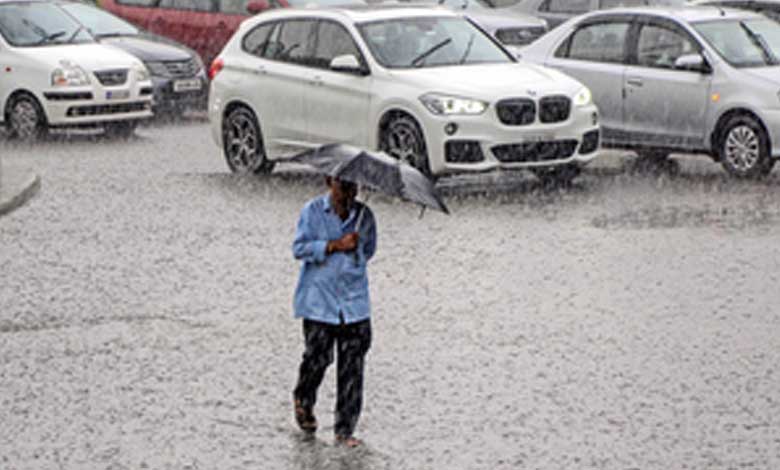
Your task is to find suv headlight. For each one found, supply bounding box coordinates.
[51,61,90,87]
[133,63,151,82]
[420,93,488,115]
[573,87,592,107]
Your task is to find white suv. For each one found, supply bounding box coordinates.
[208,5,600,182]
[0,0,153,141]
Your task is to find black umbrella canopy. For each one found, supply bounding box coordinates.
[291,144,450,214]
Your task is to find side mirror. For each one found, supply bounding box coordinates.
[247,0,270,14]
[329,54,367,75]
[674,53,709,73]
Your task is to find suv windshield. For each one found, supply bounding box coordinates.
[0,2,94,47]
[694,18,780,68]
[60,3,139,38]
[358,16,512,68]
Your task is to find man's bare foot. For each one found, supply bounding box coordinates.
[335,435,362,448]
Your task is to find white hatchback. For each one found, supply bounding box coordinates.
[0,0,153,141]
[209,5,600,182]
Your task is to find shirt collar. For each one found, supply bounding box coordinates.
[323,194,334,213]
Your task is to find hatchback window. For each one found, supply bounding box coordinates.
[158,0,214,11]
[694,18,780,67]
[266,19,317,66]
[312,21,363,69]
[358,16,512,69]
[0,2,94,47]
[243,22,277,57]
[540,0,589,14]
[557,21,629,63]
[636,23,699,69]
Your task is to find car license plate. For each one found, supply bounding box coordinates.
[106,90,130,100]
[173,79,202,92]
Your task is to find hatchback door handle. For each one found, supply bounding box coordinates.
[626,77,643,87]
[256,65,267,75]
[310,76,323,86]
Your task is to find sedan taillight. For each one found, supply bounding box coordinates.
[209,58,224,80]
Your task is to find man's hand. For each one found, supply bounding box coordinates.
[327,232,359,254]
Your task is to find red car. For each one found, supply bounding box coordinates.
[97,0,279,67]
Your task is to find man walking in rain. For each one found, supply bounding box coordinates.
[291,176,377,448]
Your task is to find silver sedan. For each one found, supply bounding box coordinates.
[521,5,780,178]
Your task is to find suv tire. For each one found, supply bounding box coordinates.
[222,106,275,174]
[379,114,432,177]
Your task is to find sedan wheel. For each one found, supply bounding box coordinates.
[380,115,432,177]
[8,94,47,142]
[719,115,774,178]
[222,107,274,174]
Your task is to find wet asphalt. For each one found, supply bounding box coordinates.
[1,120,779,470]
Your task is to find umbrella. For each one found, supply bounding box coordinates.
[290,143,450,216]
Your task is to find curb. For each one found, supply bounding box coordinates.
[0,168,41,217]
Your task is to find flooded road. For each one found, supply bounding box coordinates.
[2,122,779,469]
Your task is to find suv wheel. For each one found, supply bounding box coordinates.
[379,114,432,177]
[7,93,47,142]
[718,114,774,178]
[222,106,275,174]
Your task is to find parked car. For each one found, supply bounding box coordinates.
[208,5,600,182]
[0,0,153,140]
[521,6,780,178]
[506,0,687,29]
[59,0,207,116]
[97,0,362,72]
[692,0,780,22]
[97,0,274,68]
[395,0,549,53]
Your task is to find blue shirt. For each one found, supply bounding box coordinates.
[292,194,377,325]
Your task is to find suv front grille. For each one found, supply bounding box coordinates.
[496,98,536,126]
[164,59,200,79]
[492,140,578,163]
[495,26,547,46]
[539,96,571,123]
[94,69,128,86]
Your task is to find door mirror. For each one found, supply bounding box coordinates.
[329,54,366,75]
[247,0,270,14]
[674,53,709,73]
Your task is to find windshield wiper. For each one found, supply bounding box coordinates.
[740,21,779,65]
[34,30,66,45]
[411,38,453,67]
[459,33,475,64]
[66,25,85,43]
[96,32,132,38]
[22,18,66,45]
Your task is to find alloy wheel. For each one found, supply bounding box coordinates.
[224,110,261,173]
[385,119,425,170]
[10,98,42,141]
[724,125,760,173]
